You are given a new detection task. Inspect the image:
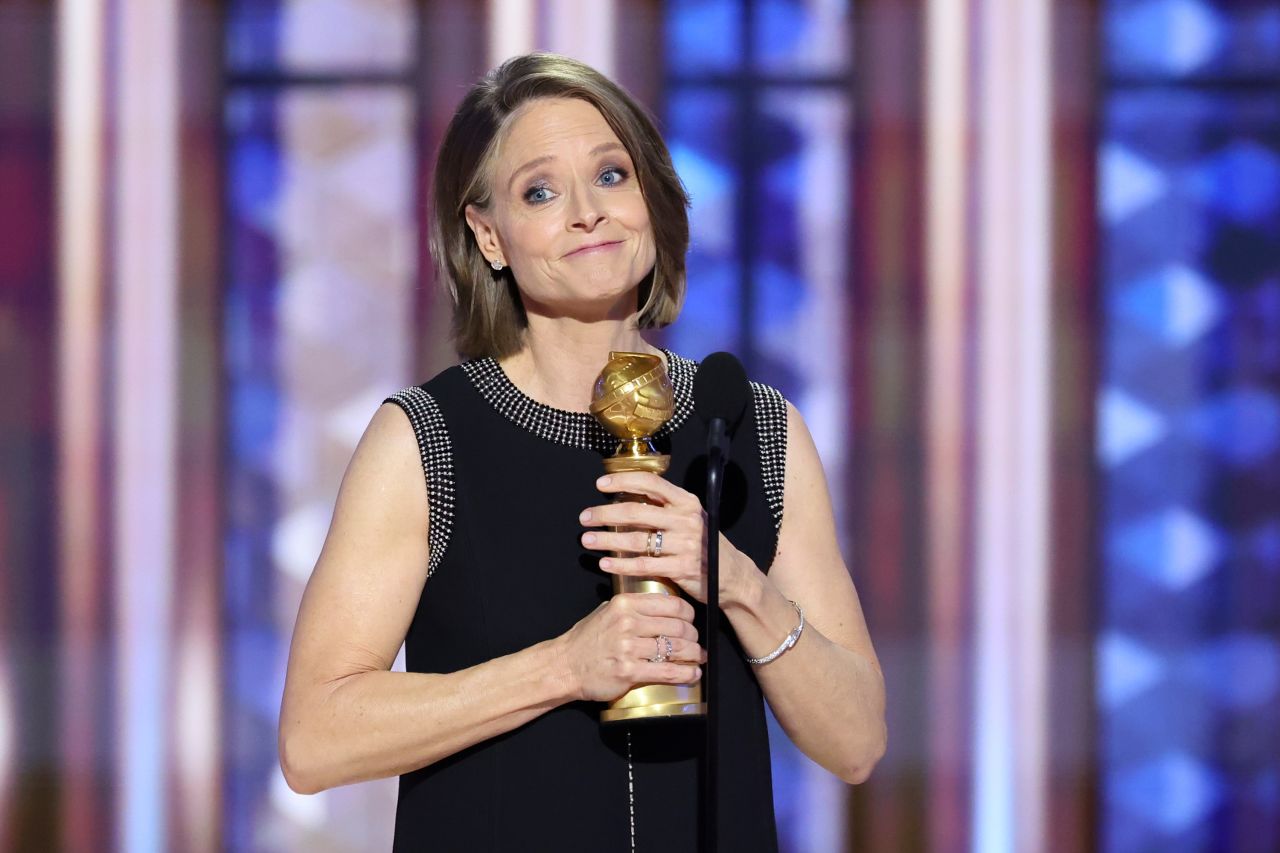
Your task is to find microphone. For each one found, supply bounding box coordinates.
[694,352,751,457]
[692,352,750,853]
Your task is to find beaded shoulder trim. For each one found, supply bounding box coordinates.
[460,349,698,454]
[750,382,788,534]
[383,387,456,578]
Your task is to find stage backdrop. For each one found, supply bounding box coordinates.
[5,1,1278,852]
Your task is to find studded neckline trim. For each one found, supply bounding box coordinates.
[460,348,697,453]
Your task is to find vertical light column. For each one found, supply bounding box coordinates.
[224,3,422,847]
[165,26,229,840]
[545,0,616,78]
[55,0,108,848]
[924,0,973,849]
[487,0,616,73]
[488,0,537,68]
[264,89,416,851]
[972,1,1053,853]
[114,0,179,850]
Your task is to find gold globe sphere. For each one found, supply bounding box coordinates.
[589,351,675,442]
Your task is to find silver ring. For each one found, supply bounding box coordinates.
[646,529,664,558]
[649,634,672,663]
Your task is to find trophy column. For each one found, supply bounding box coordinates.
[590,352,706,723]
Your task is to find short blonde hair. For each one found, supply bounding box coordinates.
[431,53,690,359]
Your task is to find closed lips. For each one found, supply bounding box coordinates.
[566,240,622,257]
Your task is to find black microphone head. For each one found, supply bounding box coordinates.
[694,351,751,429]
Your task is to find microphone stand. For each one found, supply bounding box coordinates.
[702,418,728,853]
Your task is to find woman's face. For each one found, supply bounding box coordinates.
[466,97,657,321]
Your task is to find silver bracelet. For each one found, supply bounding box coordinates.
[745,600,805,665]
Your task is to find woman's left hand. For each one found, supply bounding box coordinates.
[579,471,753,605]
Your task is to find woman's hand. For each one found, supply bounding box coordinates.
[558,593,705,703]
[579,471,755,605]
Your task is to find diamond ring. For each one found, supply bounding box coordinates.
[646,529,665,558]
[649,634,673,663]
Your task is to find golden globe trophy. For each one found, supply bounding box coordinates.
[590,351,706,723]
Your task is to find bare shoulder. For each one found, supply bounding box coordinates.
[347,401,428,504]
[779,399,825,499]
[328,401,430,556]
[773,400,839,568]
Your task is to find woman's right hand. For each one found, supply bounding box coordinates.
[558,593,705,703]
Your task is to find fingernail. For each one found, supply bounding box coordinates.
[597,475,612,487]
[694,667,703,679]
[579,510,592,522]
[600,558,612,569]
[583,532,597,545]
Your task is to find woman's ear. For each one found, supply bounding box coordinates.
[465,204,504,267]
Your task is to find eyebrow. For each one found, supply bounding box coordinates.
[507,142,628,193]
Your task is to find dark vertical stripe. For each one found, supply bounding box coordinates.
[415,0,488,376]
[0,1,61,847]
[736,0,758,373]
[170,2,227,848]
[1048,3,1101,852]
[848,0,929,850]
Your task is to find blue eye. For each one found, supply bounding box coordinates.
[599,166,628,186]
[524,183,556,205]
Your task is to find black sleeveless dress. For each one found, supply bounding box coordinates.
[383,349,788,852]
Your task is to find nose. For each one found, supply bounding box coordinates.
[567,184,606,232]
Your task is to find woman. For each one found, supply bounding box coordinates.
[279,53,885,851]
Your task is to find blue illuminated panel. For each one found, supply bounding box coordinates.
[1099,5,1280,850]
[1105,0,1280,79]
[754,0,852,75]
[666,0,744,75]
[222,89,284,853]
[225,0,283,72]
[665,4,855,851]
[222,80,416,850]
[666,89,742,361]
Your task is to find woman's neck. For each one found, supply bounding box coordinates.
[496,314,665,413]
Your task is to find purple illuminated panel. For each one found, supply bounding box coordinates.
[226,0,414,74]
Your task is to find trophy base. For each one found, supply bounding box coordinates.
[600,701,707,724]
[601,678,705,723]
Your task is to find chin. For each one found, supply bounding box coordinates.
[573,269,641,298]
[555,284,641,321]
[524,266,649,318]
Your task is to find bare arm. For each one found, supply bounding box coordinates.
[277,403,572,793]
[278,403,702,794]
[722,401,887,784]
